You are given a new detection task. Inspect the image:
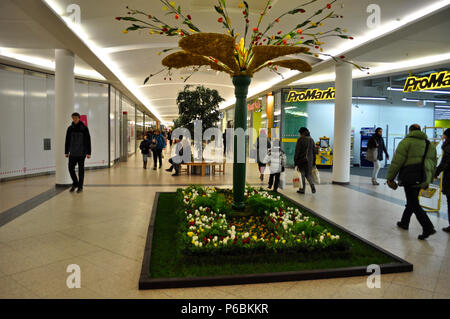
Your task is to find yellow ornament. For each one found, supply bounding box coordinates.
[238,3,244,9]
[162,6,168,11]
[122,29,128,34]
[169,1,175,7]
[311,22,317,27]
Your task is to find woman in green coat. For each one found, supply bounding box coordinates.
[386,124,437,240]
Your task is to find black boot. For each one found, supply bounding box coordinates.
[418,228,436,240]
[311,185,316,194]
[297,188,305,194]
[443,226,450,233]
[143,161,147,169]
[70,185,76,192]
[397,221,409,230]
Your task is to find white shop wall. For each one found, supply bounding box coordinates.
[73,80,109,168]
[0,67,26,179]
[0,65,110,180]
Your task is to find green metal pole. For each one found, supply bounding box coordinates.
[232,75,251,211]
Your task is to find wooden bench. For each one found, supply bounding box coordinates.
[180,161,226,176]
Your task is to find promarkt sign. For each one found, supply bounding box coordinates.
[403,71,450,92]
[286,87,335,102]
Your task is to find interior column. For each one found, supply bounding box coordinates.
[332,62,353,184]
[55,49,75,186]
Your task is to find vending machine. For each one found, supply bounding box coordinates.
[360,127,376,168]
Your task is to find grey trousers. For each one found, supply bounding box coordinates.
[298,167,315,190]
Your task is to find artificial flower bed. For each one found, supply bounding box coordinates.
[177,185,349,257]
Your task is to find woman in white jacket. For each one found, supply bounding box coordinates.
[263,146,287,192]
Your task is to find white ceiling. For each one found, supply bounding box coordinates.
[1,0,450,123]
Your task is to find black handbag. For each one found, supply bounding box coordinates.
[398,140,430,187]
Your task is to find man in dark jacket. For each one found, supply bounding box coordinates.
[294,127,318,194]
[435,128,450,233]
[367,127,389,185]
[65,112,91,193]
[386,124,437,240]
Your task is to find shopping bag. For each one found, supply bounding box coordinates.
[312,167,321,185]
[280,172,286,190]
[365,147,377,162]
[293,170,303,189]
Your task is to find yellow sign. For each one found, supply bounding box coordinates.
[286,87,335,102]
[403,71,450,92]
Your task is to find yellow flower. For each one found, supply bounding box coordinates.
[282,240,286,244]
[327,232,331,237]
[192,239,195,244]
[122,29,128,34]
[238,2,244,9]
[252,235,258,241]
[275,239,279,244]
[214,243,218,247]
[297,239,301,243]
[149,29,154,34]
[286,34,291,40]
[187,232,194,237]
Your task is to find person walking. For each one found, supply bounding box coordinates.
[166,136,184,176]
[168,130,173,147]
[294,127,317,194]
[151,129,166,170]
[256,130,271,181]
[264,145,287,193]
[367,127,389,185]
[139,135,152,169]
[65,112,91,193]
[386,124,437,240]
[435,128,450,233]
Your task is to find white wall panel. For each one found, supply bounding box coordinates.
[87,81,108,167]
[24,72,52,175]
[0,68,25,179]
[46,75,56,169]
[115,89,120,161]
[109,86,115,165]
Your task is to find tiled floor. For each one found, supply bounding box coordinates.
[0,149,449,299]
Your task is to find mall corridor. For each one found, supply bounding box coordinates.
[0,151,449,299]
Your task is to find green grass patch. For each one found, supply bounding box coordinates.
[149,192,397,279]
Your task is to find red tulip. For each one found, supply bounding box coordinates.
[187,14,192,20]
[326,4,332,9]
[218,17,223,23]
[253,27,258,32]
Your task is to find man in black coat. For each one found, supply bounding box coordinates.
[367,127,389,185]
[65,112,91,193]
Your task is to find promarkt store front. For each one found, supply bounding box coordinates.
[276,67,450,168]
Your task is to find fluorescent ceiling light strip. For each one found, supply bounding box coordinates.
[402,98,420,102]
[352,97,387,101]
[0,48,104,79]
[43,0,165,124]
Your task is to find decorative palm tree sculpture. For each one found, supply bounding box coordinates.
[117,0,365,210]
